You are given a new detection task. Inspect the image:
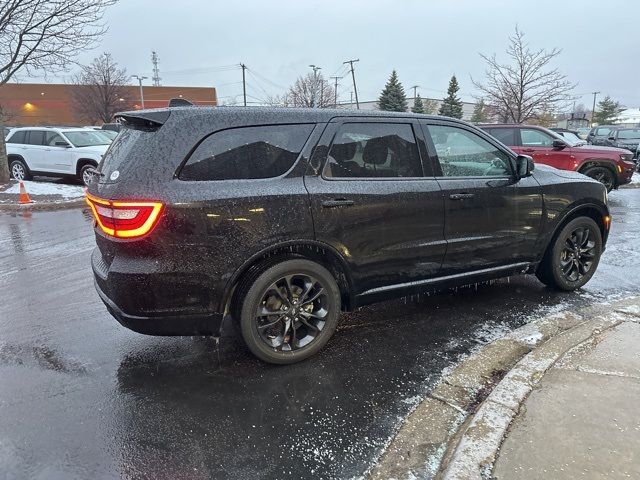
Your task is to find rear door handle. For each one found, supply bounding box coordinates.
[449,193,475,200]
[322,199,355,208]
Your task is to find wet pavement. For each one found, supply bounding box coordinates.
[0,189,638,480]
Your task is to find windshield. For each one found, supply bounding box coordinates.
[62,130,111,147]
[561,132,586,145]
[617,129,640,140]
[547,128,584,147]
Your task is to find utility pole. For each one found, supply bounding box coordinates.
[343,59,360,109]
[151,51,161,87]
[411,85,419,99]
[240,63,247,107]
[350,91,353,108]
[132,75,148,109]
[330,76,340,108]
[591,91,600,126]
[309,64,321,107]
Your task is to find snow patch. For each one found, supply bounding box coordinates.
[3,180,84,199]
[631,172,640,185]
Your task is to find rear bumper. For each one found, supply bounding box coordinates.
[92,247,223,336]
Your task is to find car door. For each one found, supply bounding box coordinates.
[304,118,446,297]
[422,121,543,274]
[23,130,47,171]
[43,131,74,174]
[520,128,567,169]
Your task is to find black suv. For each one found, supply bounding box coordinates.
[87,107,610,364]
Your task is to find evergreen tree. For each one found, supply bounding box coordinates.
[439,75,463,119]
[378,70,408,112]
[593,95,623,125]
[470,99,490,123]
[411,94,424,114]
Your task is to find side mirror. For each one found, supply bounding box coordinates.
[516,155,534,178]
[55,141,70,147]
[552,139,567,149]
[607,136,616,141]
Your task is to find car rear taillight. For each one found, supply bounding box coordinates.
[85,192,163,239]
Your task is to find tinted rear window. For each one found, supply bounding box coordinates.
[484,128,516,146]
[180,124,314,181]
[7,130,26,144]
[27,130,45,145]
[97,128,151,182]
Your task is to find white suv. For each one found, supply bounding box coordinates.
[6,127,112,185]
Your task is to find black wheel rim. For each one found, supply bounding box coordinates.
[255,274,329,351]
[560,226,596,282]
[589,170,613,191]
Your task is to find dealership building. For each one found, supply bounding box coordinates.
[0,83,217,126]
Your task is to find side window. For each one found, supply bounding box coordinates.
[180,124,314,181]
[596,127,611,137]
[427,124,512,177]
[484,128,517,146]
[520,129,554,147]
[7,130,26,144]
[26,130,46,146]
[45,132,66,146]
[324,123,423,178]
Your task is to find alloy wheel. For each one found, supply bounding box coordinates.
[82,167,96,186]
[11,163,25,180]
[589,170,614,191]
[255,274,329,351]
[559,226,596,282]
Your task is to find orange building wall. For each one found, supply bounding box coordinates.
[0,83,217,126]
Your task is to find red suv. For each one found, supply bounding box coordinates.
[481,124,635,191]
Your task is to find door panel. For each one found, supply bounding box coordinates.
[423,122,543,274]
[305,120,446,294]
[43,132,74,173]
[520,128,566,169]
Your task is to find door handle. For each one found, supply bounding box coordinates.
[322,199,355,208]
[521,148,535,153]
[449,193,475,200]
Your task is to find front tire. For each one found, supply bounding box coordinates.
[536,217,602,291]
[582,166,615,192]
[238,259,341,364]
[79,163,97,186]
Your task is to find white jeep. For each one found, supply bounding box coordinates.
[6,127,112,186]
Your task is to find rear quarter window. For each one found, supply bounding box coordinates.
[484,128,517,146]
[179,124,315,181]
[7,130,26,144]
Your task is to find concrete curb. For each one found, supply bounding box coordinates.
[366,296,640,480]
[0,198,85,212]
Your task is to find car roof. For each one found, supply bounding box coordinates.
[117,105,469,126]
[9,126,92,132]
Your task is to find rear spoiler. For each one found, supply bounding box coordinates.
[114,110,171,130]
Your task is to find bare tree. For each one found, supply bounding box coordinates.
[282,72,337,108]
[422,98,438,115]
[0,0,117,182]
[472,27,575,124]
[70,53,133,124]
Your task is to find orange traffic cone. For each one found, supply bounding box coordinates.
[19,181,33,204]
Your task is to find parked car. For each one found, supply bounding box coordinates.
[551,128,586,145]
[86,107,610,364]
[576,127,591,140]
[6,127,111,185]
[587,125,617,145]
[3,126,12,138]
[481,124,635,191]
[603,127,640,159]
[101,123,122,133]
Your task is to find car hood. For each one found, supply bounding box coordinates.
[572,144,631,154]
[74,145,110,155]
[535,163,592,181]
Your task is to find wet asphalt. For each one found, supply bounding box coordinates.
[0,188,638,480]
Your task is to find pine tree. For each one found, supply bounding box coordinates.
[470,99,489,123]
[411,94,424,114]
[439,75,463,119]
[378,70,408,112]
[594,95,623,125]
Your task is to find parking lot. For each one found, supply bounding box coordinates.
[0,186,638,479]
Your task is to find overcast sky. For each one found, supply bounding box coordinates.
[43,0,640,109]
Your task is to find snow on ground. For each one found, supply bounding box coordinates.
[3,180,84,199]
[631,172,640,184]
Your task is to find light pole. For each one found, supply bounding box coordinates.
[591,91,600,126]
[309,65,321,107]
[132,75,148,109]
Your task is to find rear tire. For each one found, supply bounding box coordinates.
[582,166,615,192]
[9,158,32,181]
[79,163,97,186]
[536,217,602,291]
[238,259,341,364]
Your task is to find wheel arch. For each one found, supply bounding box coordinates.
[577,158,618,183]
[223,240,356,319]
[539,202,608,264]
[75,158,99,176]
